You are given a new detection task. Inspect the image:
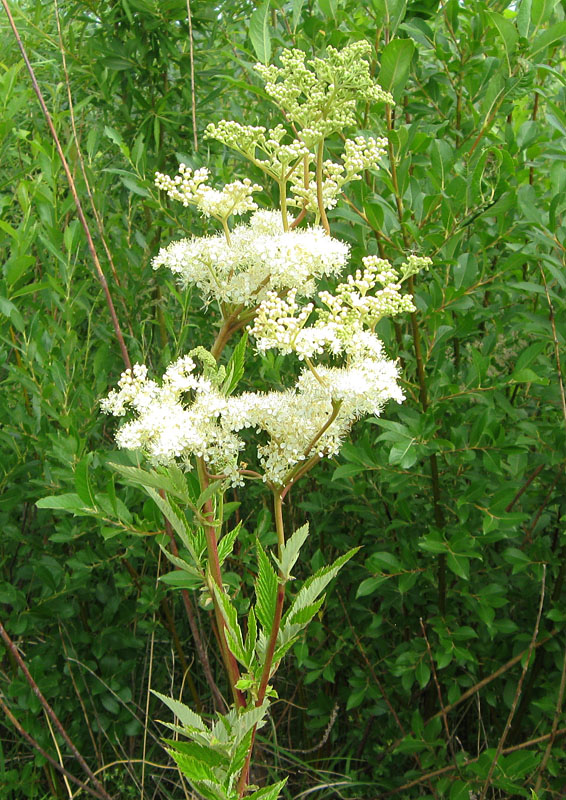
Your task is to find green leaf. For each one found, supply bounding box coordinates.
[244,606,257,664]
[167,749,217,783]
[317,0,337,18]
[119,174,149,197]
[36,493,93,515]
[152,690,206,730]
[249,2,271,65]
[356,576,387,598]
[378,39,415,100]
[217,523,241,566]
[74,455,95,507]
[285,548,359,622]
[108,463,190,502]
[516,0,532,37]
[247,780,287,800]
[486,11,518,72]
[158,545,203,578]
[365,551,402,572]
[292,0,305,30]
[146,488,196,558]
[510,368,549,385]
[222,333,248,396]
[389,437,417,469]
[159,571,203,590]
[446,552,469,580]
[271,522,309,580]
[415,660,430,689]
[286,597,325,627]
[213,586,246,664]
[256,542,278,632]
[529,21,566,59]
[164,739,227,769]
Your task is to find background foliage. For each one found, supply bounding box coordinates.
[1,0,566,798]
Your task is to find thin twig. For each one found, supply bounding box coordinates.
[534,641,566,793]
[53,0,135,339]
[419,618,461,775]
[505,464,544,512]
[0,695,109,800]
[0,621,115,800]
[186,0,198,152]
[478,565,546,800]
[1,0,131,370]
[338,595,439,799]
[539,263,566,428]
[378,725,566,798]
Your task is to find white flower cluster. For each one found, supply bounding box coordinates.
[101,358,244,486]
[103,346,404,488]
[155,164,262,220]
[222,354,403,485]
[249,254,424,359]
[254,42,393,143]
[152,210,349,306]
[290,136,388,212]
[205,121,310,182]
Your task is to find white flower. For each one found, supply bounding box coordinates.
[152,210,349,306]
[101,358,244,486]
[221,349,403,486]
[155,164,262,220]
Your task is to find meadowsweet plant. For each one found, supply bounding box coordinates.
[102,41,430,800]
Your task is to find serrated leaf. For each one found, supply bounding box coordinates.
[164,739,228,769]
[158,544,203,578]
[284,548,359,623]
[167,749,217,783]
[152,690,206,730]
[227,727,253,778]
[217,523,241,566]
[286,597,324,627]
[272,635,300,664]
[271,522,309,580]
[245,606,257,664]
[256,542,278,632]
[222,333,247,396]
[196,480,223,513]
[248,779,287,800]
[213,586,246,664]
[146,488,197,558]
[232,700,270,741]
[108,463,189,502]
[249,2,271,65]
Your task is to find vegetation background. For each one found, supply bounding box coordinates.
[1,0,566,798]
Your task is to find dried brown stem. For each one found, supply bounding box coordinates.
[534,641,566,793]
[0,695,109,800]
[381,725,566,797]
[2,0,131,371]
[419,618,460,774]
[0,621,114,800]
[185,0,198,152]
[478,565,546,800]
